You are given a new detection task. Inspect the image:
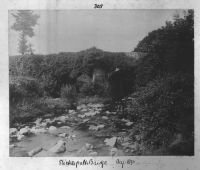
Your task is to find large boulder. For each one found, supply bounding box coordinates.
[17,134,25,141]
[58,116,68,122]
[49,140,66,153]
[28,147,43,157]
[19,126,30,135]
[104,137,117,147]
[10,128,18,136]
[30,126,47,134]
[48,126,57,132]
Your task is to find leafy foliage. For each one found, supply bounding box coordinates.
[9,47,137,97]
[122,10,194,154]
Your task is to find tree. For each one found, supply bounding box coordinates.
[27,43,34,55]
[11,10,39,55]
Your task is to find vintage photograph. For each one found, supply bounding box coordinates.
[9,10,194,157]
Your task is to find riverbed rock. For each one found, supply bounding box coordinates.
[41,122,47,127]
[104,137,117,147]
[125,122,133,126]
[89,124,105,131]
[85,143,94,150]
[10,128,18,135]
[30,127,47,134]
[84,111,97,117]
[91,103,104,108]
[28,147,43,157]
[17,134,25,141]
[69,110,76,114]
[35,118,42,126]
[48,126,57,132]
[58,116,68,122]
[105,111,111,115]
[77,104,87,110]
[49,140,66,153]
[58,133,68,138]
[78,114,86,118]
[19,127,30,135]
[60,126,71,129]
[81,108,88,112]
[102,116,109,120]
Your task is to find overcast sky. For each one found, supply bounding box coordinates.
[9,10,183,55]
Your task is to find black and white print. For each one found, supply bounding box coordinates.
[9,10,194,157]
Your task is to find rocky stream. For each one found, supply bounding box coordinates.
[10,103,138,157]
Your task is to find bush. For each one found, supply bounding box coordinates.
[9,76,41,104]
[124,73,193,151]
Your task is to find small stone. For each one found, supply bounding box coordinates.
[125,122,133,126]
[71,134,76,138]
[58,133,68,138]
[17,134,25,141]
[81,108,88,112]
[104,137,117,147]
[28,147,43,157]
[69,110,75,114]
[97,124,105,129]
[121,119,129,123]
[19,127,30,135]
[84,111,97,117]
[60,126,71,129]
[58,116,68,122]
[78,114,86,118]
[105,111,111,114]
[41,122,47,127]
[30,127,47,134]
[85,143,93,150]
[35,118,42,126]
[102,116,109,120]
[82,119,89,123]
[10,128,18,135]
[89,125,98,131]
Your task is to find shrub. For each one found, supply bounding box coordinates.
[123,73,193,152]
[9,76,41,104]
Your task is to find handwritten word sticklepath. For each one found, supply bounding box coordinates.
[59,159,107,168]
